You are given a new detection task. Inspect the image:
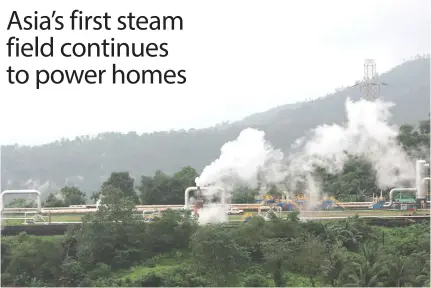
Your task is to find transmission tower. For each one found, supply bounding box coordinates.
[353,59,387,100]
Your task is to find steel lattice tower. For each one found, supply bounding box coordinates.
[353,59,387,100]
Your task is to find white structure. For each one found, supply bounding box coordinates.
[1,190,44,225]
[383,160,430,208]
[415,159,428,200]
[1,190,42,212]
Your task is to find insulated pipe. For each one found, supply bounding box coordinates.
[424,178,431,204]
[19,202,373,210]
[2,202,391,215]
[1,190,42,212]
[41,208,98,214]
[382,188,417,207]
[416,160,427,200]
[184,187,196,209]
[184,186,226,209]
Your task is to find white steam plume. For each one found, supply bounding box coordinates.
[195,128,287,191]
[286,98,416,208]
[290,98,414,184]
[194,97,417,217]
[196,203,228,225]
[193,128,287,224]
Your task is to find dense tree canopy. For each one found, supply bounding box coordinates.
[43,186,86,207]
[1,194,429,287]
[397,118,430,157]
[91,172,139,204]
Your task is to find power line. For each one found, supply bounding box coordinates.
[352,59,388,100]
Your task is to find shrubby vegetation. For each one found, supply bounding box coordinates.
[1,188,430,287]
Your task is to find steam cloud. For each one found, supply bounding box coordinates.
[195,128,286,190]
[290,99,415,187]
[193,98,419,223]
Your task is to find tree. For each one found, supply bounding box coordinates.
[174,166,199,187]
[2,233,65,287]
[191,225,250,286]
[73,185,145,269]
[320,244,350,287]
[262,238,299,287]
[346,243,385,287]
[296,234,327,287]
[137,174,157,204]
[5,198,36,208]
[318,225,352,286]
[312,166,339,196]
[313,155,378,201]
[60,186,86,206]
[138,169,189,205]
[240,266,274,287]
[231,186,259,204]
[383,255,415,287]
[43,193,67,207]
[232,216,267,263]
[144,209,198,254]
[58,257,86,287]
[397,119,430,158]
[340,155,378,199]
[419,118,430,134]
[93,172,139,204]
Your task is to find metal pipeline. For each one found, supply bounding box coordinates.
[27,202,373,210]
[41,202,372,212]
[42,208,98,214]
[184,187,195,209]
[1,190,42,212]
[416,160,429,200]
[1,201,407,215]
[424,177,431,204]
[383,188,417,207]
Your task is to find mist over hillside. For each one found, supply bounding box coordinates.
[1,57,430,196]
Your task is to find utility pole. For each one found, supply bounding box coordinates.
[353,59,388,100]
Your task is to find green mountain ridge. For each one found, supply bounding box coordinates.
[1,57,430,195]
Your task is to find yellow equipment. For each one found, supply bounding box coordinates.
[329,196,345,208]
[242,212,253,222]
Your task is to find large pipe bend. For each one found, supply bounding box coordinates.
[1,190,42,212]
[382,188,417,207]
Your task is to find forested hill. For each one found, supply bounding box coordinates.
[1,57,430,194]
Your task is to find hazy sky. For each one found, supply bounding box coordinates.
[0,0,429,146]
